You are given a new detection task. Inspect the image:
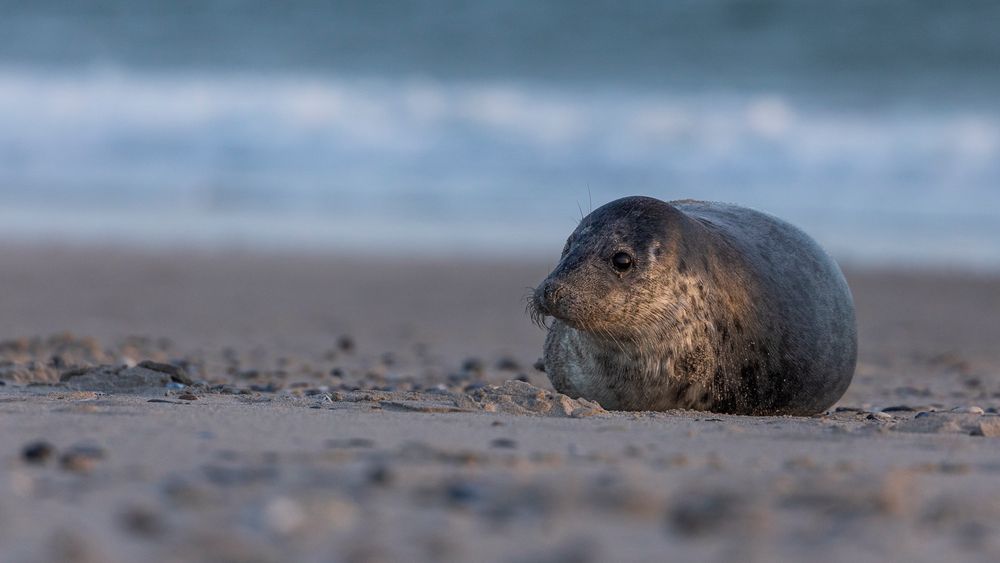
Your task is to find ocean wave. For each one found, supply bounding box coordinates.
[0,68,998,266]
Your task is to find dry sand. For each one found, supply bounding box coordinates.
[1,244,999,562]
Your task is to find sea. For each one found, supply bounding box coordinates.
[1,1,998,269]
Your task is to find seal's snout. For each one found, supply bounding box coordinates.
[541,279,565,308]
[528,278,565,328]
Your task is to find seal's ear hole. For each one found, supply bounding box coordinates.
[611,251,634,273]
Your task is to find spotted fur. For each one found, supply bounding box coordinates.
[529,196,857,415]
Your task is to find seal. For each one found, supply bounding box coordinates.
[529,196,856,415]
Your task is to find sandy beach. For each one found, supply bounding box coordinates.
[2,243,1000,562]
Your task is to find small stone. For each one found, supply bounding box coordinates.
[137,360,194,385]
[336,335,355,353]
[22,441,55,464]
[367,463,394,486]
[495,357,521,371]
[951,406,984,415]
[972,419,1000,437]
[490,438,517,449]
[325,438,375,449]
[668,491,748,537]
[461,358,484,373]
[120,505,163,537]
[178,393,198,401]
[60,444,106,472]
[867,412,892,421]
[881,405,915,412]
[445,481,480,505]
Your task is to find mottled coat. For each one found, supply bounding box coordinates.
[531,197,856,415]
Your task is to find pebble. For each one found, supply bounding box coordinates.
[867,412,892,421]
[336,335,355,353]
[60,444,106,472]
[667,491,747,537]
[178,393,198,401]
[972,419,1000,438]
[120,505,164,538]
[490,438,518,449]
[951,406,984,415]
[495,356,521,371]
[137,360,194,385]
[22,441,55,464]
[445,481,481,505]
[325,438,375,449]
[461,357,484,373]
[367,463,394,486]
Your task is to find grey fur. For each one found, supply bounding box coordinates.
[529,196,856,416]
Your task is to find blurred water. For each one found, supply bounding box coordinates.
[1,1,998,268]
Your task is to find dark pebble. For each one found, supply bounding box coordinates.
[120,506,163,538]
[325,438,375,449]
[515,374,530,383]
[881,405,915,412]
[178,394,198,401]
[249,383,282,393]
[330,368,345,378]
[367,463,394,486]
[668,492,744,537]
[491,420,505,427]
[464,382,487,392]
[915,411,931,418]
[495,357,521,371]
[490,438,518,449]
[834,406,862,413]
[22,441,55,464]
[148,399,186,405]
[461,358,484,373]
[337,335,355,353]
[0,379,5,386]
[137,360,194,385]
[445,481,481,505]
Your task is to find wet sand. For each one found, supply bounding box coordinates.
[2,244,999,562]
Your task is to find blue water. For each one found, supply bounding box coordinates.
[1,1,998,268]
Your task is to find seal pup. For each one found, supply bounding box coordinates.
[529,196,856,416]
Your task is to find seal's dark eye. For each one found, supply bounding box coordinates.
[611,252,633,272]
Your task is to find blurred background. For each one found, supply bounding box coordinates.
[1,0,998,268]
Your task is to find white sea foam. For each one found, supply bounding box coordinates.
[0,68,998,267]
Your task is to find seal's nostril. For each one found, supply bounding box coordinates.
[544,281,564,304]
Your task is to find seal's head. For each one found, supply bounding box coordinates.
[530,196,689,337]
